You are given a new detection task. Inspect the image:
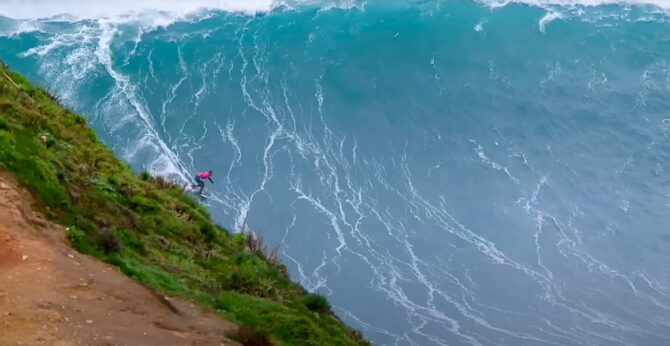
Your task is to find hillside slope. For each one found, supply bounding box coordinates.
[0,171,239,345]
[0,61,369,345]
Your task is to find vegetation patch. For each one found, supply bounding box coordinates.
[0,61,369,345]
[303,293,332,314]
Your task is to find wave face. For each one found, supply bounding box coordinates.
[3,1,670,344]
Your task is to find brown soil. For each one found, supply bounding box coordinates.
[0,172,240,346]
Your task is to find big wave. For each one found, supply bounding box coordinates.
[2,1,670,345]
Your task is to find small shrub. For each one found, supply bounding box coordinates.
[73,114,86,125]
[233,251,258,265]
[200,222,216,241]
[86,128,98,142]
[233,232,246,246]
[235,325,276,346]
[303,293,330,314]
[139,171,151,180]
[67,227,87,251]
[0,116,8,130]
[131,196,146,210]
[108,175,121,186]
[226,266,262,294]
[98,227,122,253]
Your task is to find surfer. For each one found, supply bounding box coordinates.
[193,170,214,195]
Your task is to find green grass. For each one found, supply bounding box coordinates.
[0,61,370,346]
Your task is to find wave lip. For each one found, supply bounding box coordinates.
[480,0,670,9]
[5,0,670,23]
[0,0,275,20]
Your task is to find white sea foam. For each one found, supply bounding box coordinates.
[539,10,562,32]
[481,0,670,9]
[474,20,486,32]
[0,0,275,20]
[0,0,370,22]
[2,0,670,25]
[2,19,44,36]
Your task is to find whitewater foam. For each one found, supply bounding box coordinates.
[481,0,670,9]
[0,0,275,20]
[3,0,669,23]
[538,10,562,32]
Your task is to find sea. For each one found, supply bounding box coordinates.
[2,0,670,344]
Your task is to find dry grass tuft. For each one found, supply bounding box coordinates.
[245,231,281,266]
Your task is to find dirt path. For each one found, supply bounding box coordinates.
[0,172,240,346]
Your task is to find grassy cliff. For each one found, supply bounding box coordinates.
[0,61,369,346]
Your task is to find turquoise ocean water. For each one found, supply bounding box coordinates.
[2,1,670,344]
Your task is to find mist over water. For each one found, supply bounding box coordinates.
[2,1,670,344]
